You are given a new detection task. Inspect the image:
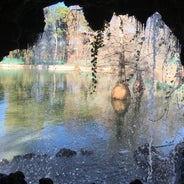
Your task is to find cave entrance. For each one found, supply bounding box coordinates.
[0,4,184,184]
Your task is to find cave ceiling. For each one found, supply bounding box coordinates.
[0,0,184,65]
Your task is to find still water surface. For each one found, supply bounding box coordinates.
[0,69,183,160]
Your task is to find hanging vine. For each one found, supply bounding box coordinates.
[90,23,109,94]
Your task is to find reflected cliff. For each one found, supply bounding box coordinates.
[0,69,183,160]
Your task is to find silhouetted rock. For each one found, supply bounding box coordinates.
[0,173,7,178]
[56,148,77,157]
[0,171,27,184]
[39,178,53,184]
[130,179,143,184]
[0,171,55,184]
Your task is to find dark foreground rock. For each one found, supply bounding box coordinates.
[39,178,54,184]
[0,171,54,184]
[0,171,27,184]
[129,179,143,184]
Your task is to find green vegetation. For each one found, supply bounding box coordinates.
[1,6,182,92]
[1,57,25,65]
[2,5,70,65]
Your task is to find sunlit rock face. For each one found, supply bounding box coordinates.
[0,0,184,65]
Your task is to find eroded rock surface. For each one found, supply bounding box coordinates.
[0,0,184,65]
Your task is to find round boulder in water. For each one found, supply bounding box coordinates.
[111,82,131,100]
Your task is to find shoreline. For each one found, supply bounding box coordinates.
[0,64,116,73]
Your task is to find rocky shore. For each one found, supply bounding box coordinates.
[1,143,184,184]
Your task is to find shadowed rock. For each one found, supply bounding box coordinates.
[130,179,143,184]
[0,171,27,184]
[56,148,77,157]
[39,178,53,184]
[13,153,36,162]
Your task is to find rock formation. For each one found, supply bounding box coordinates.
[0,0,184,66]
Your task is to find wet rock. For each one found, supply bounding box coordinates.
[39,178,53,184]
[134,143,174,183]
[80,148,94,155]
[0,158,9,165]
[13,155,22,162]
[13,153,36,162]
[0,171,27,184]
[133,143,159,168]
[129,179,143,184]
[56,148,77,157]
[172,142,184,183]
[23,153,36,159]
[0,173,7,178]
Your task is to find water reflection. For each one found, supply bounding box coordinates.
[0,69,183,160]
[111,98,131,140]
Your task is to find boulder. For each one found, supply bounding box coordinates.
[111,82,131,100]
[0,171,27,184]
[56,148,77,157]
[129,179,143,184]
[39,178,53,184]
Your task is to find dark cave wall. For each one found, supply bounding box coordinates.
[0,0,184,65]
[0,1,45,58]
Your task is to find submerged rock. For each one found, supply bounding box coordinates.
[39,178,53,184]
[56,148,77,157]
[80,148,94,155]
